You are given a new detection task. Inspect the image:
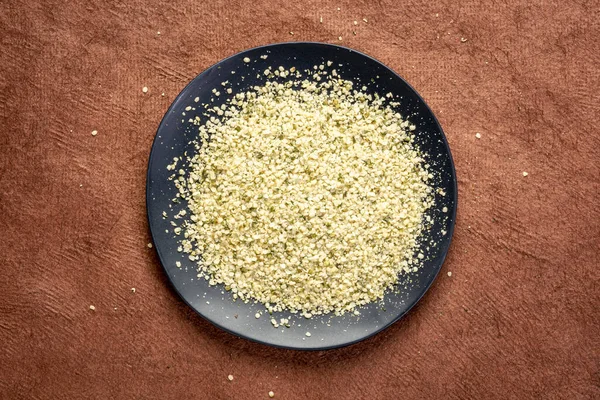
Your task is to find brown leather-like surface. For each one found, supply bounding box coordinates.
[1,0,599,399]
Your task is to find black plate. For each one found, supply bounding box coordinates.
[146,42,457,350]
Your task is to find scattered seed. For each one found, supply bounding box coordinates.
[319,16,323,23]
[460,37,468,43]
[338,36,342,40]
[228,375,234,381]
[243,57,251,63]
[523,171,528,177]
[362,18,368,23]
[475,132,481,139]
[172,66,434,317]
[268,392,275,398]
[447,271,452,277]
[147,242,153,248]
[142,86,148,93]
[89,305,95,311]
[91,130,98,136]
[353,21,358,25]
[157,31,161,35]
[131,288,136,293]
[289,31,294,35]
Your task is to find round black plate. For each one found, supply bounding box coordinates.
[146,42,457,350]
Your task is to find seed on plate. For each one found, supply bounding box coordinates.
[243,57,251,63]
[442,207,448,213]
[305,332,311,337]
[172,65,434,317]
[255,312,261,319]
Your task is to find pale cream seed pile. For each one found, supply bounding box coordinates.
[173,64,434,317]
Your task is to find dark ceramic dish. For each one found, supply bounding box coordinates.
[146,42,457,350]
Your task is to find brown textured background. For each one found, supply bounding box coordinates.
[1,0,599,399]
